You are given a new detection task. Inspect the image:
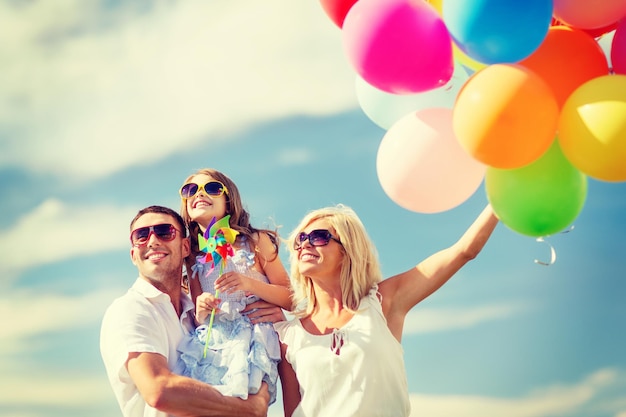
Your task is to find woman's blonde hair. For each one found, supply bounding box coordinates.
[288,204,382,317]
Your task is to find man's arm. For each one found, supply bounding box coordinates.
[127,351,269,417]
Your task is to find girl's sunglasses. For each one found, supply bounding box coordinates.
[179,181,229,199]
[294,229,341,250]
[130,223,180,247]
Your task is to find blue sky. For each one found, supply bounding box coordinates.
[1,1,625,417]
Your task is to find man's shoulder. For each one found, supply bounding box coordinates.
[102,280,154,319]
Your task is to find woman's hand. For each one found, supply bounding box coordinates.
[243,300,286,324]
[195,291,221,324]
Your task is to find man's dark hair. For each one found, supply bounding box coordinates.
[130,205,187,236]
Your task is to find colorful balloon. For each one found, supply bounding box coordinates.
[355,63,469,130]
[612,19,626,74]
[486,141,588,237]
[425,0,442,14]
[453,64,559,169]
[558,75,626,182]
[342,0,453,94]
[551,17,620,38]
[376,108,486,213]
[443,0,552,64]
[553,0,626,30]
[452,42,487,73]
[319,0,359,28]
[519,26,609,108]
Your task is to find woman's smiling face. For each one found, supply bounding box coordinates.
[296,219,344,279]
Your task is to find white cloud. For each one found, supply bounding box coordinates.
[276,147,316,166]
[0,199,137,279]
[0,0,356,180]
[404,302,530,334]
[409,368,626,417]
[0,373,113,407]
[0,287,125,356]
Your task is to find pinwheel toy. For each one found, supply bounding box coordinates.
[197,215,239,357]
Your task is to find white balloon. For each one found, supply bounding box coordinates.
[356,62,469,130]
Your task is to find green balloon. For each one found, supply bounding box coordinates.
[485,140,587,237]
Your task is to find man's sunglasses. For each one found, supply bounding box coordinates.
[179,181,229,199]
[294,229,342,250]
[130,223,181,247]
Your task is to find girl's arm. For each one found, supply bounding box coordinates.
[215,232,293,310]
[379,204,499,341]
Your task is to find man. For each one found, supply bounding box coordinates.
[100,205,269,417]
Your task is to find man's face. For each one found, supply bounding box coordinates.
[129,212,190,287]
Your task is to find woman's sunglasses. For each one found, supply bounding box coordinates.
[294,229,341,250]
[130,223,181,247]
[179,181,229,199]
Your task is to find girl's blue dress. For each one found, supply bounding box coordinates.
[177,238,280,403]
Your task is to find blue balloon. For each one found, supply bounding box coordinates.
[443,0,553,64]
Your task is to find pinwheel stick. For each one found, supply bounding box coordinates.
[202,261,226,359]
[198,215,238,359]
[202,290,219,358]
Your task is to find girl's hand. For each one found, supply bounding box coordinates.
[215,271,255,295]
[195,292,220,324]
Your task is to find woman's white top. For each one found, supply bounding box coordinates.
[274,287,411,417]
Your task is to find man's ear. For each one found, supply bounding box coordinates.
[182,237,191,258]
[130,247,138,266]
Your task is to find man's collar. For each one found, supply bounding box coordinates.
[131,277,166,299]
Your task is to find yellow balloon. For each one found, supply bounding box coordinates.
[425,0,443,14]
[558,75,626,182]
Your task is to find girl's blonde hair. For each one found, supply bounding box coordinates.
[288,204,382,317]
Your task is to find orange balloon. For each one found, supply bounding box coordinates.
[520,26,609,108]
[453,64,559,169]
[558,75,626,182]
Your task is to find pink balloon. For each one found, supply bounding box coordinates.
[342,0,453,94]
[612,20,626,74]
[376,108,486,213]
[553,0,626,29]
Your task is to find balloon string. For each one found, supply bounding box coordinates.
[533,225,575,266]
[202,263,224,358]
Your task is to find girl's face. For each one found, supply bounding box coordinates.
[296,219,343,280]
[184,173,228,230]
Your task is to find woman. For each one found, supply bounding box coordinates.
[274,203,499,417]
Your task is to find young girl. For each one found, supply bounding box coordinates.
[176,168,292,405]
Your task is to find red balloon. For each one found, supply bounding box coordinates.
[319,0,359,28]
[520,26,608,108]
[551,17,619,38]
